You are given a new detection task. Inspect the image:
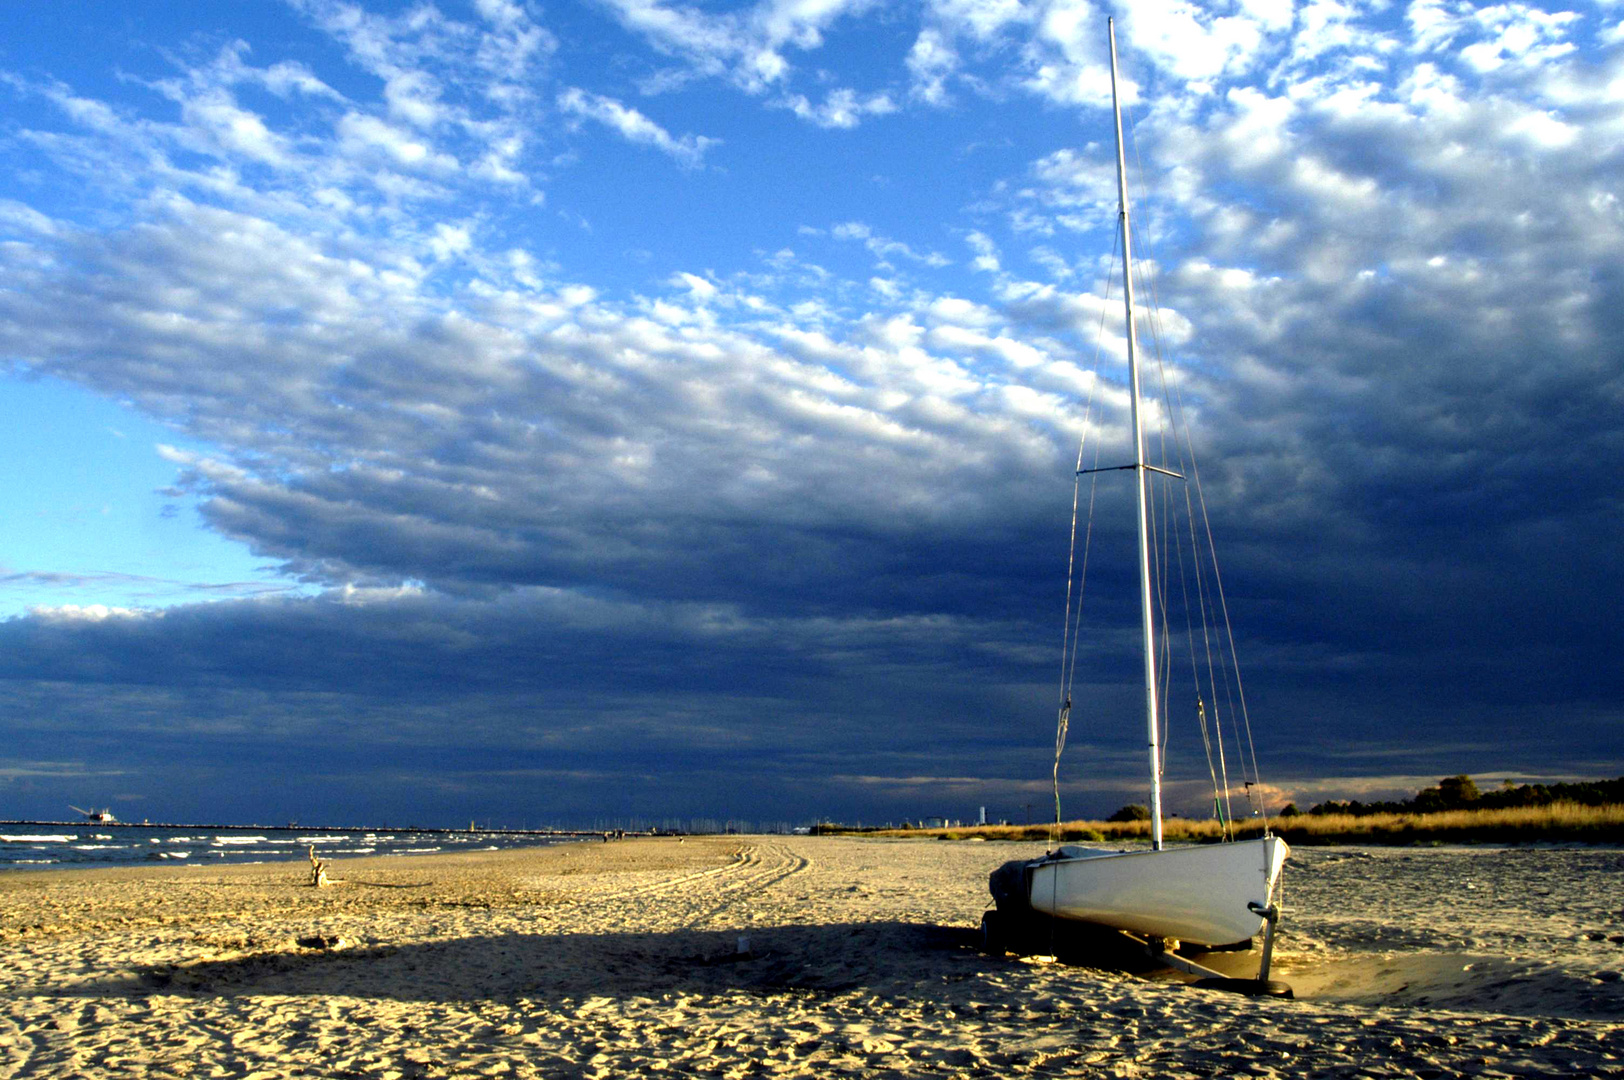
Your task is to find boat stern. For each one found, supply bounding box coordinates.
[989,856,1035,915]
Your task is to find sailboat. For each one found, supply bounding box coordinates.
[986,19,1289,984]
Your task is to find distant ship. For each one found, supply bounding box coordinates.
[69,805,118,824]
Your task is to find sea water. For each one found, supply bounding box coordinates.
[0,825,574,871]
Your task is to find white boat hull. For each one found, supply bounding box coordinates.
[1027,836,1289,946]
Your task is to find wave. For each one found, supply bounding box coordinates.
[3,826,567,874]
[2,835,76,843]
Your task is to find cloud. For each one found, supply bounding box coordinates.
[173,89,300,168]
[925,0,1029,42]
[5,11,547,237]
[293,0,556,89]
[777,87,898,129]
[556,88,720,167]
[1451,3,1580,74]
[0,582,1073,822]
[906,28,960,105]
[1119,0,1273,83]
[598,0,878,94]
[1,195,1101,628]
[26,604,147,623]
[831,221,952,269]
[965,230,1001,273]
[337,112,460,170]
[1,569,290,607]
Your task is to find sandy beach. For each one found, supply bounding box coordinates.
[0,836,1619,1078]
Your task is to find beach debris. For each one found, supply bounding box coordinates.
[308,845,330,887]
[295,934,350,950]
[697,935,761,966]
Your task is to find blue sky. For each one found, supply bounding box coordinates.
[2,0,1621,827]
[0,380,296,612]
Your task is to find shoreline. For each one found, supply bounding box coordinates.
[0,823,598,876]
[0,819,640,838]
[0,836,1618,1077]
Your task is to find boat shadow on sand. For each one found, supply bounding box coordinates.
[984,912,1264,976]
[55,919,1263,1005]
[47,902,1611,1019]
[42,917,1621,1022]
[62,921,1005,1003]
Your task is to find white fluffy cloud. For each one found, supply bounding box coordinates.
[557,88,720,167]
[778,87,898,128]
[599,0,877,93]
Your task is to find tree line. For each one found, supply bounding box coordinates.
[1282,774,1624,818]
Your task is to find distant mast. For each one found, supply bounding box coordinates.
[1107,18,1164,851]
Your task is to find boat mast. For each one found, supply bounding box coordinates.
[1108,18,1164,851]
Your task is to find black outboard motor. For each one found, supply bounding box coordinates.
[982,857,1037,953]
[989,858,1033,916]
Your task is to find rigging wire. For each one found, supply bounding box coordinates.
[1145,322,1231,836]
[1121,102,1271,832]
[1123,193,1229,826]
[1130,226,1235,833]
[1046,93,1277,841]
[1187,448,1271,828]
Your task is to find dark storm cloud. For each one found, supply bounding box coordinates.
[0,588,1080,823]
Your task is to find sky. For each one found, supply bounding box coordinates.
[1,0,1621,829]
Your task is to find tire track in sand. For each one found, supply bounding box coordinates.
[590,841,811,931]
[679,843,810,929]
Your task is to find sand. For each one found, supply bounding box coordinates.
[0,836,1619,1078]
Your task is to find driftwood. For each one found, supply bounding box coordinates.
[308,845,330,887]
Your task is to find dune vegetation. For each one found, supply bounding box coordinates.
[822,800,1624,846]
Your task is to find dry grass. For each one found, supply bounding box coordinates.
[836,801,1624,845]
[1266,801,1624,844]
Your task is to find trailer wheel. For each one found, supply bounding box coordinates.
[980,910,1005,954]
